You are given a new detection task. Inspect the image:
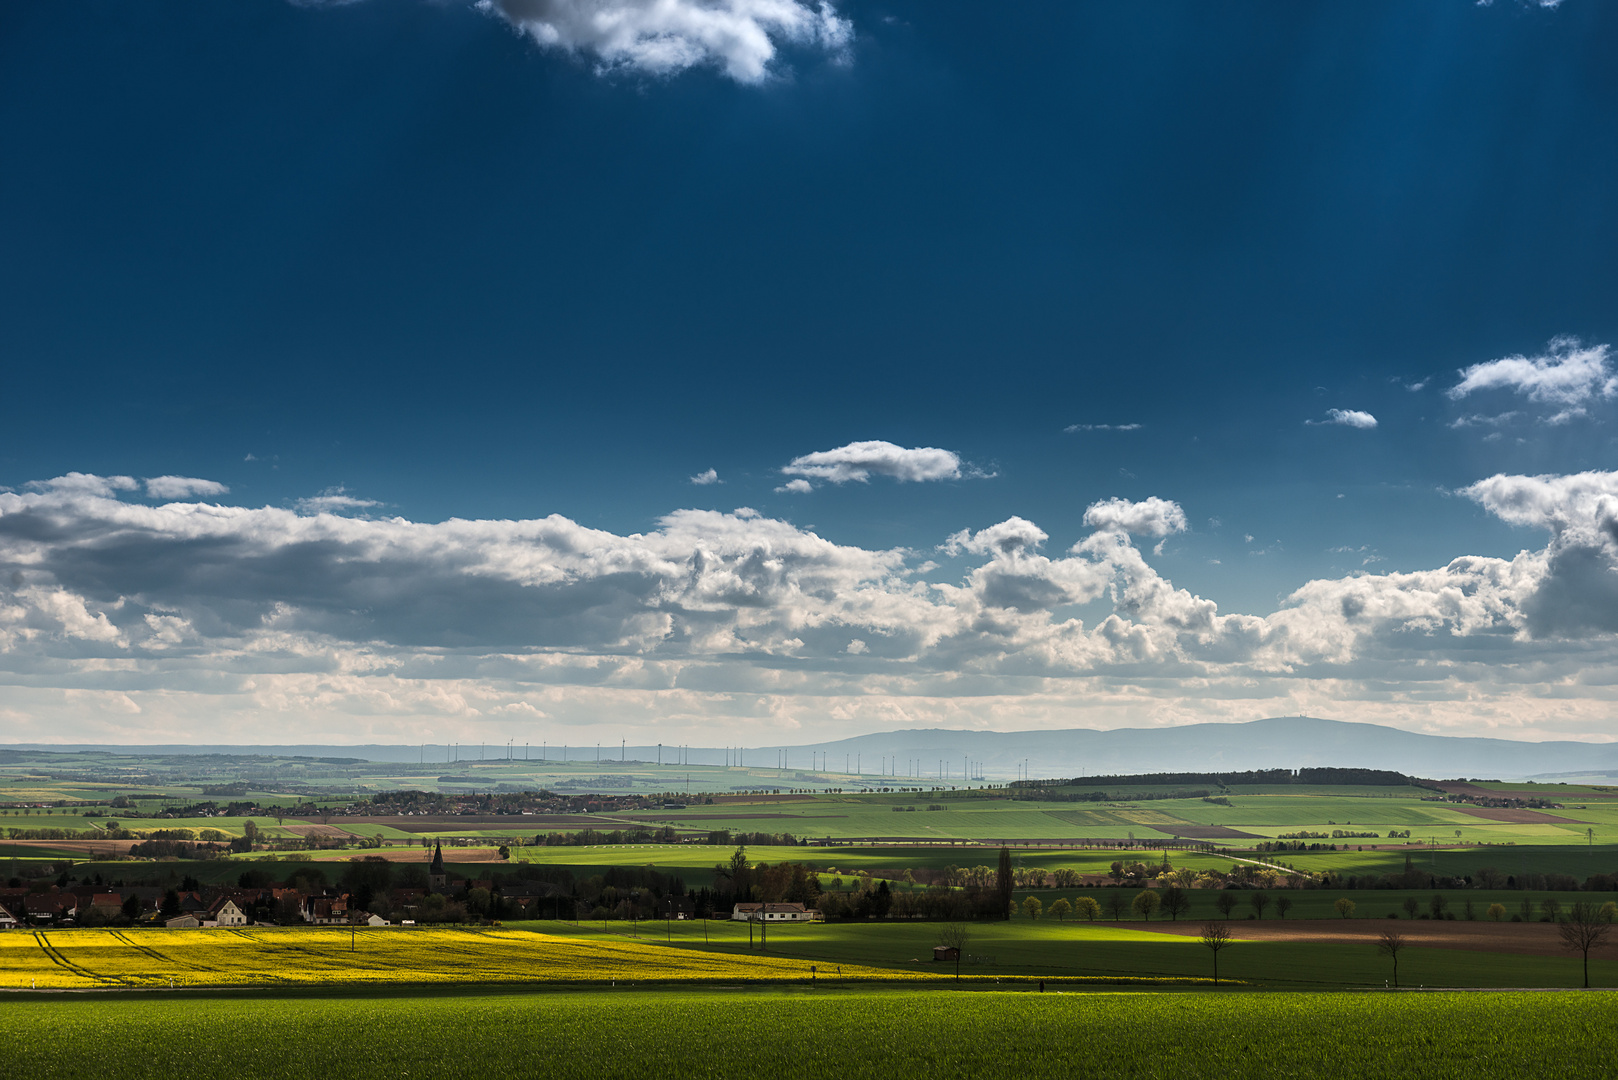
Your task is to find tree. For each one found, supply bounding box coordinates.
[1105,892,1129,922]
[1249,890,1270,920]
[1132,889,1160,921]
[242,819,259,846]
[1275,895,1293,919]
[1199,921,1234,985]
[1377,929,1407,988]
[997,847,1014,920]
[1486,903,1507,922]
[1429,893,1448,919]
[1542,897,1563,922]
[1216,891,1238,919]
[1599,902,1617,924]
[1022,896,1042,920]
[1049,898,1073,922]
[1559,901,1612,988]
[1402,896,1419,919]
[718,846,753,901]
[1074,896,1101,922]
[497,845,510,861]
[1334,897,1356,919]
[1160,886,1190,922]
[937,923,969,982]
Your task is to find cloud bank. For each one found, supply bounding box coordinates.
[3,470,1618,742]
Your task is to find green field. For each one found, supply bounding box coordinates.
[542,915,1617,990]
[6,989,1616,1079]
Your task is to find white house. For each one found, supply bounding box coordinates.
[731,902,815,923]
[207,899,248,927]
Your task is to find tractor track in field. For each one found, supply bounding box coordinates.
[112,929,237,976]
[33,931,121,986]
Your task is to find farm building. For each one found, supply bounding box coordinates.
[933,946,960,962]
[731,902,815,923]
[207,899,248,927]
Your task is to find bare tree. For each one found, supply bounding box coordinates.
[1377,929,1407,988]
[1250,890,1270,920]
[1275,895,1293,919]
[1216,891,1238,919]
[1199,921,1234,985]
[1160,886,1190,921]
[1559,901,1612,989]
[937,923,969,983]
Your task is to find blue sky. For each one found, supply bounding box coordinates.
[3,0,1618,746]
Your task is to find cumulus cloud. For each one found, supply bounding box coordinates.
[1081,497,1188,538]
[782,440,963,485]
[774,478,813,494]
[145,476,230,500]
[6,469,1618,742]
[475,0,853,82]
[1448,338,1615,422]
[26,473,138,497]
[690,468,721,486]
[1308,409,1378,429]
[942,517,1047,558]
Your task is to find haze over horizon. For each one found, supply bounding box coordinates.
[4,1,1618,748]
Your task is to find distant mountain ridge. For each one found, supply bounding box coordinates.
[748,717,1618,782]
[8,716,1618,781]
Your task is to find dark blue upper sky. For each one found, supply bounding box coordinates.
[3,0,1618,745]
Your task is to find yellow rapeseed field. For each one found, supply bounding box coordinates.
[0,927,924,990]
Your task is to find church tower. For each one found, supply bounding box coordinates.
[429,841,447,892]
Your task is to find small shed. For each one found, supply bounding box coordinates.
[933,945,960,962]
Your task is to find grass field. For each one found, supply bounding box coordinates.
[6,989,1617,1079]
[548,914,1618,990]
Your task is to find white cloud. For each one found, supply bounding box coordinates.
[690,468,720,486]
[474,0,852,83]
[774,478,813,494]
[1459,470,1618,533]
[943,517,1047,557]
[295,487,382,514]
[782,440,963,485]
[145,476,230,500]
[26,473,138,497]
[1308,409,1378,429]
[1065,423,1142,433]
[1448,338,1615,420]
[1081,497,1188,538]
